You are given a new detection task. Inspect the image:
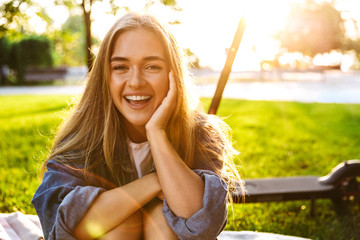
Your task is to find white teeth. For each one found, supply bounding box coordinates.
[125,96,151,101]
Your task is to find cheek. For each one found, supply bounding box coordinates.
[109,77,124,101]
[153,75,169,99]
[109,80,117,98]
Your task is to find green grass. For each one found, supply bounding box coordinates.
[1,95,360,239]
[0,95,75,213]
[201,98,360,240]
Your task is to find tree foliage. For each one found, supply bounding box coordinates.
[0,37,11,66]
[276,0,345,57]
[51,15,87,66]
[0,0,30,36]
[343,38,360,69]
[8,36,53,84]
[0,0,48,38]
[55,0,178,70]
[54,0,96,70]
[54,0,121,70]
[1,0,181,72]
[183,48,200,68]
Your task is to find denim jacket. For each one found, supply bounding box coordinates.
[32,160,228,240]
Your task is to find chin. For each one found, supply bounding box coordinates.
[127,118,150,128]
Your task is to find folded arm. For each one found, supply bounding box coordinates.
[32,160,162,240]
[74,172,161,239]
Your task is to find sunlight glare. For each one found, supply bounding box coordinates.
[24,5,47,33]
[91,0,149,39]
[23,0,360,71]
[234,0,291,70]
[85,221,105,239]
[33,0,69,30]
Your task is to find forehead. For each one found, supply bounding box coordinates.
[111,28,166,59]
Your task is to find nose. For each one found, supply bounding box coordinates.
[128,68,145,89]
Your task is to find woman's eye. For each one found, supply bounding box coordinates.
[145,65,161,71]
[113,65,129,72]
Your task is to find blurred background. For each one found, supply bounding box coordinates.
[0,0,360,91]
[1,0,360,239]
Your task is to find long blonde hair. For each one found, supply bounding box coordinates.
[44,12,243,198]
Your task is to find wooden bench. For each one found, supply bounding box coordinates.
[25,67,67,82]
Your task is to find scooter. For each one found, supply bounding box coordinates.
[232,160,360,215]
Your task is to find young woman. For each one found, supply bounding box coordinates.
[32,12,243,240]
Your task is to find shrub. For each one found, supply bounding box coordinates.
[0,37,11,85]
[8,35,53,84]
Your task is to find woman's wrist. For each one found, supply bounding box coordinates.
[145,172,162,195]
[145,127,167,141]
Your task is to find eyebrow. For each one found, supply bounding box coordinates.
[110,55,166,62]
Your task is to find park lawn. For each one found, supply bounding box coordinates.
[0,95,75,213]
[200,98,360,240]
[1,95,360,239]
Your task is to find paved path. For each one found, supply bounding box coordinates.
[195,70,360,104]
[1,71,359,104]
[197,80,360,104]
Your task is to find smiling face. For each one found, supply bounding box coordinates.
[109,28,169,142]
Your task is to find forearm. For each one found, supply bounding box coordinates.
[74,173,161,239]
[147,129,205,219]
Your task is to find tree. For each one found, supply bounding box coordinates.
[276,0,345,58]
[54,0,96,70]
[55,0,178,71]
[80,0,94,70]
[51,15,87,66]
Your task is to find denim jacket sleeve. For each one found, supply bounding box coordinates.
[31,160,106,240]
[162,169,228,240]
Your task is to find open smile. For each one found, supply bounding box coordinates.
[124,95,152,107]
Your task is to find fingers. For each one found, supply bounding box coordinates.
[169,71,176,93]
[157,192,164,201]
[169,71,174,87]
[167,71,177,103]
[145,71,177,131]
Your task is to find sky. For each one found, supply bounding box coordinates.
[6,0,360,71]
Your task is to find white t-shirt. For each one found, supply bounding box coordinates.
[127,140,153,178]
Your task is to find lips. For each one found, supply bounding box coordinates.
[124,95,152,107]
